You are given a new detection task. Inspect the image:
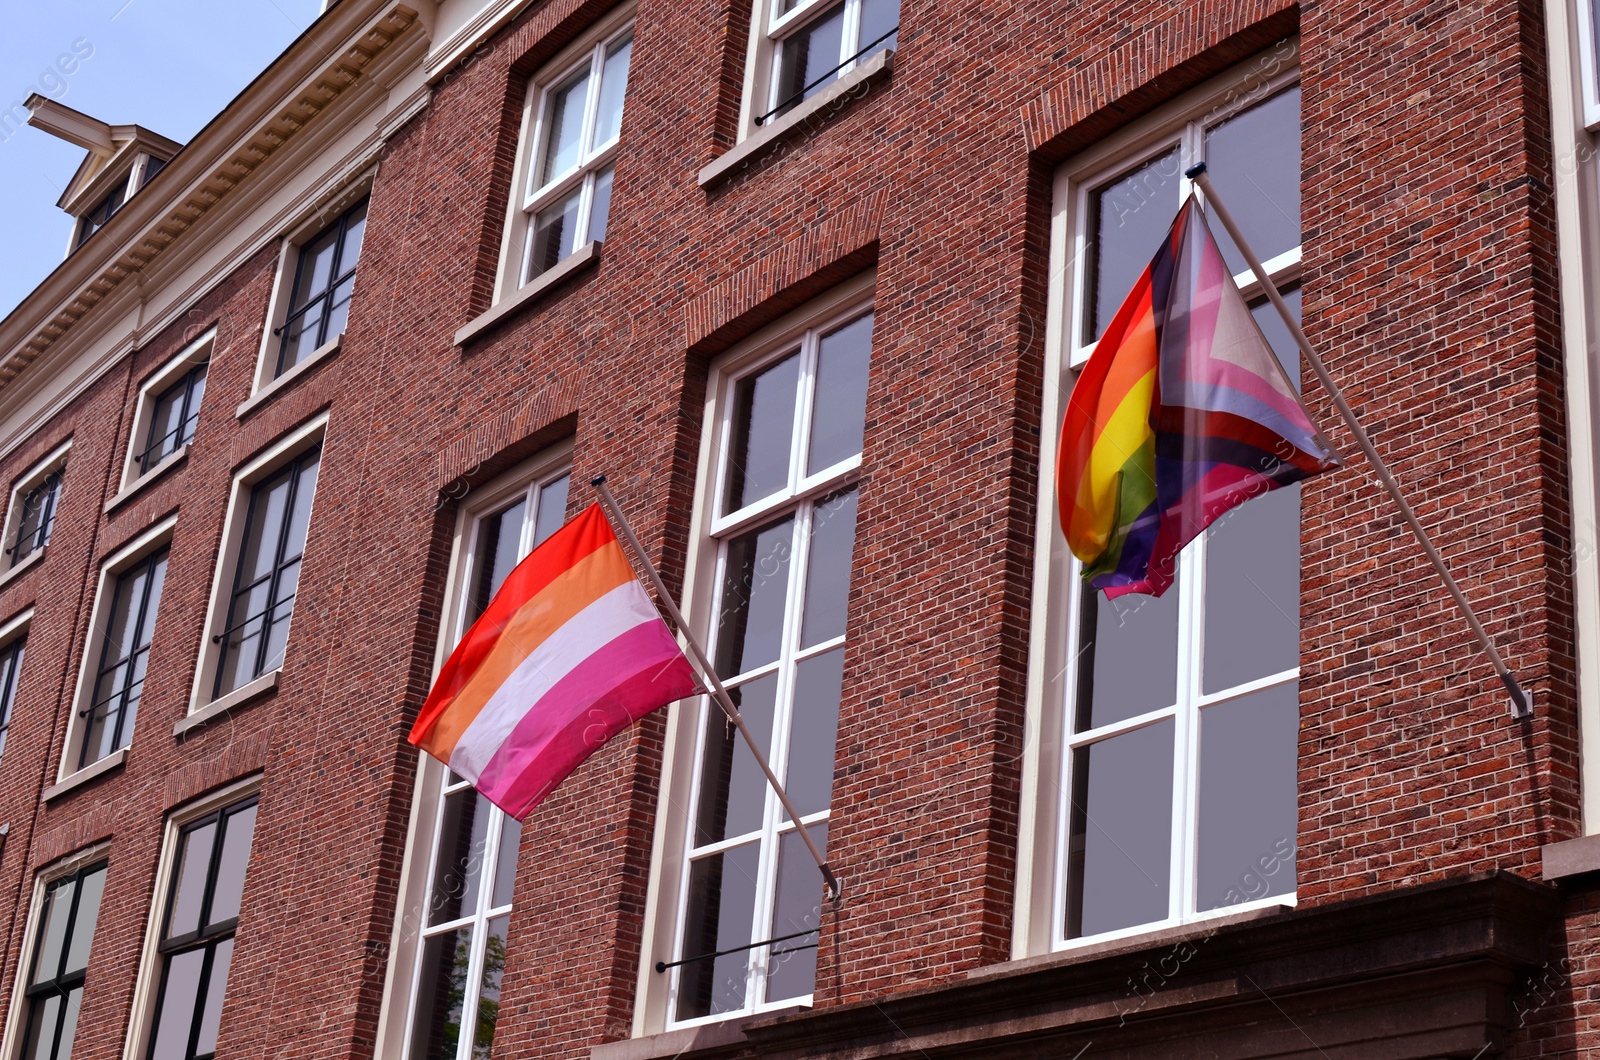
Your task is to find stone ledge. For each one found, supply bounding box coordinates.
[43,747,128,802]
[455,241,601,347]
[236,334,341,420]
[175,670,280,737]
[105,444,190,515]
[0,547,45,593]
[589,1011,800,1060]
[1541,832,1600,880]
[698,50,893,189]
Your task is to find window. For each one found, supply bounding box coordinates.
[0,632,25,763]
[274,198,367,378]
[123,331,212,489]
[393,461,570,1060]
[75,544,168,771]
[146,798,257,1060]
[2,444,68,571]
[18,860,107,1060]
[76,184,127,248]
[213,446,320,698]
[1022,56,1304,954]
[662,298,869,1027]
[749,0,898,127]
[505,14,632,294]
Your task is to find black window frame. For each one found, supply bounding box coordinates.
[21,860,108,1060]
[0,633,26,763]
[79,547,168,770]
[75,181,129,249]
[9,466,64,568]
[136,361,208,477]
[273,198,368,378]
[148,798,257,1060]
[212,446,320,699]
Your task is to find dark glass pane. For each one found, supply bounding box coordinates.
[724,353,800,513]
[857,0,899,55]
[491,815,521,910]
[429,788,492,926]
[21,994,60,1060]
[676,842,760,1021]
[149,947,206,1060]
[62,867,104,976]
[56,986,82,1060]
[528,187,581,278]
[0,638,24,761]
[1074,581,1180,732]
[195,938,233,1057]
[1197,683,1299,910]
[1065,720,1174,938]
[283,456,319,564]
[783,649,842,820]
[167,820,217,940]
[807,314,872,475]
[1204,485,1300,692]
[694,673,778,846]
[239,473,290,584]
[1086,147,1182,341]
[715,518,794,677]
[323,274,354,341]
[799,487,857,647]
[765,824,828,1003]
[291,227,339,309]
[208,804,257,929]
[33,876,75,985]
[337,201,368,276]
[1249,285,1302,390]
[776,3,845,111]
[540,67,591,185]
[410,926,473,1060]
[472,914,511,1057]
[592,36,632,147]
[278,308,321,373]
[469,499,527,623]
[533,475,569,547]
[587,166,614,244]
[181,370,206,447]
[1204,87,1302,276]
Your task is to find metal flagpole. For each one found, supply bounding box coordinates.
[1184,161,1532,720]
[591,475,843,901]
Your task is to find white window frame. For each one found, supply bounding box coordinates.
[734,0,896,140]
[0,843,111,1060]
[122,330,213,491]
[0,441,70,578]
[632,270,874,1036]
[373,443,573,1060]
[189,415,327,713]
[1575,0,1600,130]
[59,517,176,784]
[494,6,636,304]
[120,774,260,1060]
[1015,46,1303,960]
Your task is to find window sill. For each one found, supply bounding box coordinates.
[176,670,280,737]
[236,334,342,420]
[1542,833,1600,880]
[0,548,45,593]
[43,747,128,802]
[105,444,190,515]
[698,49,894,189]
[591,1007,806,1060]
[455,241,602,347]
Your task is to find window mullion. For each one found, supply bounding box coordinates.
[839,0,863,70]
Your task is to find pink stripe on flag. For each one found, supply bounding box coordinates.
[475,621,697,817]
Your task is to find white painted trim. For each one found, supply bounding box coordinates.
[461,243,601,345]
[121,328,214,492]
[105,445,190,515]
[0,608,34,649]
[0,549,45,595]
[237,334,343,420]
[188,414,328,714]
[173,670,280,737]
[1574,0,1600,130]
[42,747,129,802]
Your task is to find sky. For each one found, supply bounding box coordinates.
[0,0,326,318]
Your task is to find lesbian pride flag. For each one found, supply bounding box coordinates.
[410,503,699,818]
[1058,196,1339,598]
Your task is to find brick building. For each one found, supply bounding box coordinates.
[0,0,1593,1055]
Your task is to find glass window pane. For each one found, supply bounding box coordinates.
[714,517,794,677]
[282,455,320,564]
[783,649,842,820]
[291,227,338,308]
[239,474,290,584]
[539,68,591,185]
[472,914,511,1054]
[675,842,760,1022]
[207,803,257,929]
[591,35,632,148]
[150,947,207,1060]
[765,825,827,1004]
[324,274,355,342]
[533,474,570,548]
[807,313,872,475]
[55,990,82,1060]
[1085,147,1182,342]
[1064,720,1174,938]
[33,877,76,985]
[409,926,473,1060]
[167,820,217,940]
[21,994,60,1060]
[1204,87,1301,276]
[857,0,899,55]
[469,499,527,623]
[775,3,845,112]
[429,788,492,926]
[1074,581,1180,731]
[587,166,614,245]
[337,201,368,277]
[799,487,857,647]
[1250,285,1302,390]
[61,867,104,976]
[1197,683,1298,910]
[491,815,521,909]
[1203,485,1300,692]
[182,369,206,447]
[527,187,582,279]
[694,673,778,846]
[724,353,800,513]
[195,937,234,1056]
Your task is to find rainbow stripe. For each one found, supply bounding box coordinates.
[411,503,699,818]
[1058,197,1339,598]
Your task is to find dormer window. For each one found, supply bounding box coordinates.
[76,182,128,248]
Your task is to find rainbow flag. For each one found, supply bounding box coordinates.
[410,503,699,818]
[1058,197,1339,598]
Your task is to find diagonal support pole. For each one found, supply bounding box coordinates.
[591,475,842,901]
[1186,162,1531,720]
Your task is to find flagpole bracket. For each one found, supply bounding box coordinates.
[1501,672,1534,720]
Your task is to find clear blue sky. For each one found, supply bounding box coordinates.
[0,0,325,319]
